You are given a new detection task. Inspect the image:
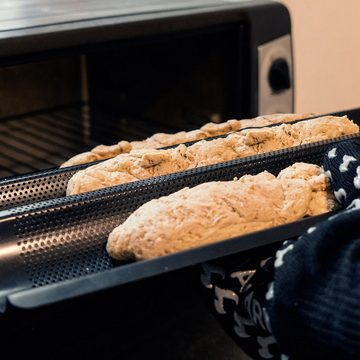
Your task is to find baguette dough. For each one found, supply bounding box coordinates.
[106,163,334,260]
[61,113,313,167]
[67,116,358,195]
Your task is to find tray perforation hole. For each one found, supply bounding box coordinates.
[16,216,115,287]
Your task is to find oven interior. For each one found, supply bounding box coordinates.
[0,23,246,179]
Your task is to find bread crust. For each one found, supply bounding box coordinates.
[106,163,334,260]
[61,113,313,167]
[67,116,359,195]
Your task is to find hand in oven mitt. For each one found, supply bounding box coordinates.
[202,139,360,360]
[201,253,283,360]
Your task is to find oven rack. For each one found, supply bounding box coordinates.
[0,105,182,179]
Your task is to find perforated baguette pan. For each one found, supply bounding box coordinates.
[1,108,359,211]
[0,130,356,312]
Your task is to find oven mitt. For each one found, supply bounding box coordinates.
[323,139,360,208]
[265,139,360,360]
[202,139,360,360]
[201,254,283,360]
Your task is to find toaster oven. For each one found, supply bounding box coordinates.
[0,0,293,179]
[0,1,301,359]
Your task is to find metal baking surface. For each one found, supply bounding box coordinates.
[0,130,355,312]
[1,110,358,211]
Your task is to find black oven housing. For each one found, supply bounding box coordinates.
[0,1,293,359]
[0,0,292,127]
[0,1,293,178]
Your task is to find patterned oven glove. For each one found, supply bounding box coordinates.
[201,254,282,360]
[202,139,360,360]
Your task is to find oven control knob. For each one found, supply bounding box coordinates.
[268,58,291,93]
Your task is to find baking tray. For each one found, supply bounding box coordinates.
[1,109,357,211]
[0,133,353,312]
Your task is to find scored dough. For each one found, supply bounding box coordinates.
[106,162,335,261]
[61,113,313,167]
[66,115,359,195]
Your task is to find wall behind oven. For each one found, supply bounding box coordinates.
[279,0,360,114]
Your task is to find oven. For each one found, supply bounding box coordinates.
[0,1,317,359]
[0,0,293,179]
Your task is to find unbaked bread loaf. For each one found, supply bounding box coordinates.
[106,163,334,261]
[61,113,313,167]
[67,115,358,195]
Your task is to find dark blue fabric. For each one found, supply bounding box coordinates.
[201,254,283,360]
[323,139,360,208]
[266,210,360,359]
[203,139,360,359]
[266,140,360,359]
